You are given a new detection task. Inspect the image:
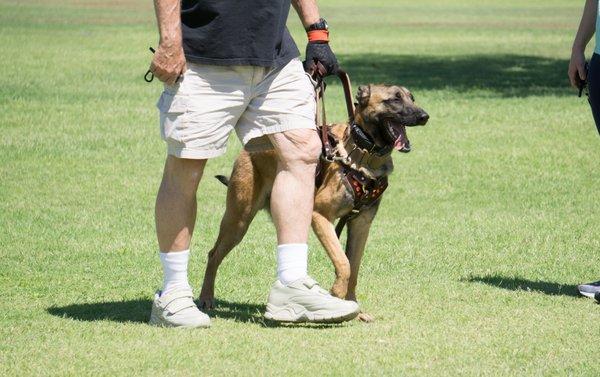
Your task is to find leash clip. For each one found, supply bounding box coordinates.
[144,70,154,83]
[145,47,156,83]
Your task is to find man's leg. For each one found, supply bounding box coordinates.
[263,128,359,323]
[269,129,317,244]
[269,129,320,285]
[150,155,211,328]
[156,155,205,254]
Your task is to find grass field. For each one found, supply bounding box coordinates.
[1,0,599,375]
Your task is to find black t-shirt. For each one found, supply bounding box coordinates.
[181,0,300,67]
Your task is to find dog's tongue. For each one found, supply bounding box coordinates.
[393,125,411,152]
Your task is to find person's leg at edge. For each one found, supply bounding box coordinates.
[577,54,599,296]
[150,155,211,328]
[587,53,600,135]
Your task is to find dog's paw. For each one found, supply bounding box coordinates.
[357,312,374,323]
[198,296,215,310]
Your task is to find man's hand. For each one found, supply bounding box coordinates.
[151,0,185,85]
[150,43,186,86]
[304,42,338,76]
[292,0,337,76]
[568,49,587,89]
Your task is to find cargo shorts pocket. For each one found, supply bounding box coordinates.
[156,91,189,142]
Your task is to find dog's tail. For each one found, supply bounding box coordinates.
[215,175,230,187]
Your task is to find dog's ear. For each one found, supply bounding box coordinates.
[356,85,371,107]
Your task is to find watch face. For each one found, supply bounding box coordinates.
[308,18,328,31]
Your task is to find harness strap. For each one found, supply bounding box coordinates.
[335,214,352,238]
[335,166,388,237]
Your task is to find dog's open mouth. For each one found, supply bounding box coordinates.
[385,120,411,153]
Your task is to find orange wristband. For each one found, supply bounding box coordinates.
[307,29,329,43]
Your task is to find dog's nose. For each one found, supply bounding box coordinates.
[417,112,429,125]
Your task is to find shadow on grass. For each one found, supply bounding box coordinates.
[206,299,345,328]
[334,53,572,98]
[47,299,152,323]
[47,298,346,328]
[467,276,579,297]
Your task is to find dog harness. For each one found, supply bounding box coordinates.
[311,70,391,238]
[334,164,388,237]
[315,124,390,237]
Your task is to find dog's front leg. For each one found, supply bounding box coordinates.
[345,205,378,322]
[311,212,351,298]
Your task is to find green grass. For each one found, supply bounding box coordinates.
[1,0,599,375]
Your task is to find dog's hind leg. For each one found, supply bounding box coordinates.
[345,205,379,322]
[199,156,268,309]
[312,212,351,299]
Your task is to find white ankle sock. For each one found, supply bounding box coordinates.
[277,244,308,285]
[160,250,192,295]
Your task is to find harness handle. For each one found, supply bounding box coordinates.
[336,69,355,121]
[308,65,356,161]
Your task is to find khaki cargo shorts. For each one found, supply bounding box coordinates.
[156,58,317,159]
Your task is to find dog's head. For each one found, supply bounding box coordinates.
[354,84,429,153]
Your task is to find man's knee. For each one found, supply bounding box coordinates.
[161,155,207,195]
[275,129,322,167]
[303,133,323,164]
[294,133,321,165]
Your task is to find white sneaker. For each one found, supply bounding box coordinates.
[149,289,211,328]
[264,277,359,323]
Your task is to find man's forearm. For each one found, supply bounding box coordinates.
[154,0,182,47]
[150,0,186,84]
[573,0,597,52]
[292,0,321,28]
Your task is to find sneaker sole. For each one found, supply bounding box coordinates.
[579,290,597,299]
[149,312,211,329]
[264,303,359,323]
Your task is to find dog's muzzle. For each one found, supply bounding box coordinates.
[383,111,429,153]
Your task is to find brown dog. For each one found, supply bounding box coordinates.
[199,84,429,321]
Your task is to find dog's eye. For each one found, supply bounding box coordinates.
[395,92,403,99]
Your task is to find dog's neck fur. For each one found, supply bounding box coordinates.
[335,116,394,179]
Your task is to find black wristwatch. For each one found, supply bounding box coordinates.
[305,18,329,32]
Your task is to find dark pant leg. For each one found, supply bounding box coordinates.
[587,53,600,135]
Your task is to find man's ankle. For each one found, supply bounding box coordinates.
[160,250,192,295]
[276,243,308,285]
